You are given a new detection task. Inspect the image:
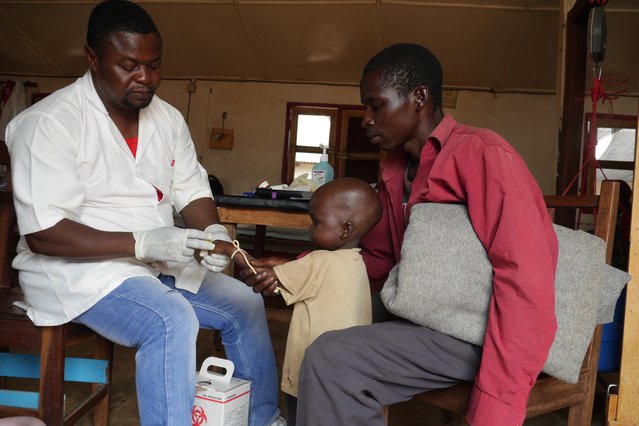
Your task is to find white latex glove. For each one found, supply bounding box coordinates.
[200,224,232,273]
[133,226,215,263]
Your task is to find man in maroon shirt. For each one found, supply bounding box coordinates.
[245,43,557,425]
[292,44,558,426]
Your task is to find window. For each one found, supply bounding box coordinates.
[577,114,636,233]
[283,106,337,183]
[583,114,637,195]
[282,102,384,185]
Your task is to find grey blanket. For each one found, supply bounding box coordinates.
[381,203,630,383]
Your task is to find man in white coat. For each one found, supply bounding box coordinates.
[5,1,283,425]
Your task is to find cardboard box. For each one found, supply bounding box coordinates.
[192,357,251,426]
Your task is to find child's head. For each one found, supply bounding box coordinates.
[308,177,382,250]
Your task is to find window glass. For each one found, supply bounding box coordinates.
[292,113,332,179]
[595,127,636,190]
[294,152,320,180]
[296,115,331,147]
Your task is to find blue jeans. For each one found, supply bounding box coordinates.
[76,273,280,426]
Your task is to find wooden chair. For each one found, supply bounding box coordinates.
[387,179,621,426]
[0,142,113,426]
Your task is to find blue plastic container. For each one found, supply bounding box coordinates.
[311,144,334,187]
[598,287,626,372]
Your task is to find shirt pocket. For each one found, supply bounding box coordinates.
[136,160,174,201]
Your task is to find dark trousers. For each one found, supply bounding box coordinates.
[371,292,398,323]
[296,320,482,426]
[285,393,297,426]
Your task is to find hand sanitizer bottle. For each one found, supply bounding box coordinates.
[312,144,334,187]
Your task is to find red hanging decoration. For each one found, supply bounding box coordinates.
[0,80,15,116]
[589,0,609,6]
[557,65,627,228]
[560,66,627,198]
[585,72,626,171]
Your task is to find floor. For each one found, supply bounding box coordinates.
[33,320,609,426]
[2,238,613,425]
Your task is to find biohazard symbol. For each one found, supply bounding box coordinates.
[192,405,208,425]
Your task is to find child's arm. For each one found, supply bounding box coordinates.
[239,256,290,278]
[242,257,289,296]
[208,240,256,271]
[249,265,283,296]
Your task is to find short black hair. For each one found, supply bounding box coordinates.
[362,43,443,108]
[87,0,160,52]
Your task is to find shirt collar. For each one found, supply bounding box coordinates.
[80,71,109,116]
[428,113,457,149]
[80,70,157,119]
[381,114,458,183]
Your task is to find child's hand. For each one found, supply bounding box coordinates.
[239,257,288,280]
[244,266,281,296]
[208,240,235,257]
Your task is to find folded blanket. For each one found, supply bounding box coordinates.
[381,203,630,383]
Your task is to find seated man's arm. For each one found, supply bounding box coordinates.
[26,219,134,259]
[179,197,220,231]
[180,197,236,272]
[360,181,397,293]
[207,240,256,270]
[464,146,558,426]
[26,219,214,264]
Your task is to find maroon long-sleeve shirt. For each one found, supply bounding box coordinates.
[361,114,558,425]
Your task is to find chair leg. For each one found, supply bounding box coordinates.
[39,326,65,426]
[568,344,598,426]
[568,404,592,426]
[92,336,114,426]
[0,347,6,389]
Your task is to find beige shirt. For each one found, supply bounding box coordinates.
[274,248,372,397]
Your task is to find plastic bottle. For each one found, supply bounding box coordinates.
[311,144,334,187]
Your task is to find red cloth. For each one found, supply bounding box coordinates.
[125,136,163,202]
[1,80,15,116]
[361,114,558,425]
[124,136,138,157]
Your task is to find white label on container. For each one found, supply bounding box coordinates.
[312,170,326,185]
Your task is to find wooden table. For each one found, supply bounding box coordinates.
[216,195,311,258]
[216,195,311,324]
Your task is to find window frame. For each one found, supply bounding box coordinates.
[282,102,364,184]
[582,113,637,195]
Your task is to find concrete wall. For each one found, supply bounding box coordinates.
[2,74,637,195]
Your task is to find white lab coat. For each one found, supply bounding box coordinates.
[5,71,213,325]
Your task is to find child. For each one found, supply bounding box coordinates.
[220,177,383,425]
